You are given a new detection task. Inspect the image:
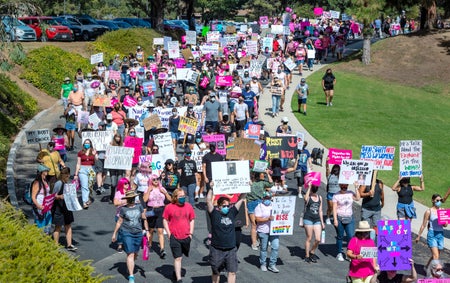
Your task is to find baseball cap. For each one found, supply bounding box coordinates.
[281,117,289,123]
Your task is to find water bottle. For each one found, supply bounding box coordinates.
[321,230,326,244]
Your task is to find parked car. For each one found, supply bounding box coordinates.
[55,16,108,41]
[165,19,189,31]
[96,20,119,31]
[53,17,82,40]
[1,16,36,41]
[19,16,74,41]
[112,21,132,29]
[113,18,151,28]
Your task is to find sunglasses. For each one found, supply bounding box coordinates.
[435,199,442,202]
[221,205,230,208]
[435,268,443,272]
[124,183,130,185]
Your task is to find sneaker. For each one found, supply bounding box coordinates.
[310,253,319,262]
[251,244,259,251]
[194,195,199,202]
[128,275,135,283]
[330,102,333,106]
[268,265,279,273]
[298,193,303,199]
[326,218,332,225]
[117,246,123,253]
[304,257,313,263]
[160,249,167,259]
[66,245,78,252]
[336,253,344,261]
[96,189,102,195]
[260,265,267,272]
[176,280,183,283]
[304,112,307,116]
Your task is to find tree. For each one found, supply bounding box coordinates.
[347,0,385,65]
[420,0,436,29]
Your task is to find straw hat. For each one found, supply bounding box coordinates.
[355,221,373,232]
[121,190,139,199]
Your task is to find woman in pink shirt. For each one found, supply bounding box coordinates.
[143,174,172,259]
[111,102,126,137]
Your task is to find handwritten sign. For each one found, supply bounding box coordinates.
[88,113,101,130]
[377,220,412,271]
[90,53,103,65]
[82,131,114,151]
[284,58,297,71]
[200,43,219,55]
[153,37,164,45]
[271,25,283,34]
[108,70,120,80]
[360,247,378,258]
[77,111,89,124]
[143,114,162,131]
[202,134,226,156]
[104,145,134,170]
[212,160,250,194]
[338,159,374,186]
[178,116,198,135]
[153,132,176,161]
[246,40,258,55]
[270,196,296,235]
[266,136,298,160]
[360,145,395,170]
[41,193,56,214]
[26,129,51,144]
[207,31,221,42]
[226,137,260,160]
[328,148,352,165]
[185,30,196,45]
[304,171,321,186]
[296,132,304,150]
[63,181,82,211]
[437,209,450,225]
[168,41,180,59]
[192,148,209,172]
[399,140,422,177]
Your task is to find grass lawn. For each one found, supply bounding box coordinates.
[291,70,450,205]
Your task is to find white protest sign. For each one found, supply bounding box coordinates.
[212,160,251,194]
[271,25,283,34]
[399,140,422,177]
[104,145,134,170]
[307,49,316,59]
[246,40,258,55]
[176,68,190,81]
[263,37,273,52]
[338,159,374,186]
[185,30,196,45]
[192,148,210,172]
[82,131,114,151]
[185,70,199,84]
[77,111,89,124]
[168,41,180,59]
[153,37,164,45]
[153,106,186,129]
[360,247,378,258]
[330,10,341,19]
[200,43,219,55]
[163,36,172,50]
[90,53,103,65]
[240,25,248,32]
[63,181,82,211]
[153,132,176,161]
[270,196,296,235]
[207,31,221,42]
[149,154,167,176]
[26,129,51,144]
[360,145,395,170]
[283,26,290,35]
[284,58,297,71]
[296,132,305,150]
[88,113,101,130]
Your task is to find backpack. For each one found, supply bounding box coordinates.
[23,182,33,205]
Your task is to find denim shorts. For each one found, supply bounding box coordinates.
[171,132,180,140]
[303,219,321,226]
[247,199,262,214]
[297,98,307,104]
[327,192,336,201]
[65,122,76,131]
[427,230,444,249]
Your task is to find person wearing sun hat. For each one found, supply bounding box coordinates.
[31,164,53,234]
[346,221,378,283]
[112,189,150,283]
[60,76,73,109]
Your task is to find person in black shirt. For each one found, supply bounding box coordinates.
[177,148,198,206]
[218,113,236,142]
[202,144,224,194]
[358,179,384,239]
[372,258,417,283]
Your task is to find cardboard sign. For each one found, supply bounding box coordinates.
[271,25,283,34]
[377,220,412,271]
[338,159,374,186]
[124,136,143,164]
[92,95,111,107]
[437,209,450,225]
[270,196,296,235]
[226,137,260,160]
[185,30,196,45]
[225,25,236,34]
[202,134,226,156]
[181,48,194,61]
[153,37,164,45]
[215,76,233,87]
[360,145,395,170]
[178,116,198,135]
[212,160,251,194]
[153,132,176,161]
[328,148,352,165]
[360,247,378,258]
[104,145,134,170]
[266,136,297,160]
[26,129,51,144]
[399,140,422,177]
[304,172,321,186]
[90,53,103,65]
[143,114,162,131]
[41,193,56,214]
[81,131,114,151]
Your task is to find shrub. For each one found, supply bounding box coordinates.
[0,200,108,282]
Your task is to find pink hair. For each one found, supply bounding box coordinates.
[116,177,130,194]
[147,174,163,189]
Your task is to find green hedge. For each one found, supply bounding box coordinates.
[0,200,108,282]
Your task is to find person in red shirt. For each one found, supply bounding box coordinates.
[163,188,196,283]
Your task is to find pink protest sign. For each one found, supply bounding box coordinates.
[124,137,143,164]
[437,209,450,225]
[304,172,321,186]
[328,148,352,165]
[109,70,120,80]
[202,134,226,156]
[417,279,450,283]
[174,58,186,68]
[313,7,323,16]
[122,95,137,107]
[246,124,261,139]
[41,193,56,214]
[259,16,269,28]
[215,76,233,87]
[53,137,65,151]
[158,73,167,80]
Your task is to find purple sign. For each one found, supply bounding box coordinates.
[377,220,412,271]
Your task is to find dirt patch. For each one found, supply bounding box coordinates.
[335,29,450,91]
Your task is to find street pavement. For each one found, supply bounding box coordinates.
[8,38,449,282]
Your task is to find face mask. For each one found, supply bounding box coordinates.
[245,87,250,90]
[263,199,271,206]
[84,144,91,149]
[436,271,444,277]
[129,132,136,137]
[178,197,186,205]
[221,207,230,215]
[210,98,215,102]
[435,201,442,207]
[277,70,282,74]
[73,88,78,92]
[138,101,143,106]
[195,138,201,143]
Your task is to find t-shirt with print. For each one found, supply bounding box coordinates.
[119,205,144,234]
[296,83,309,99]
[210,206,238,249]
[234,102,248,121]
[332,191,355,217]
[163,203,195,240]
[134,172,150,193]
[177,159,197,187]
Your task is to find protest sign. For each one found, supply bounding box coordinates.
[108,70,120,80]
[240,25,247,32]
[26,129,51,144]
[266,136,298,160]
[185,30,196,45]
[124,136,143,164]
[104,145,134,170]
[163,36,172,50]
[260,16,269,29]
[41,193,56,214]
[377,220,412,271]
[178,116,198,135]
[330,10,341,19]
[203,134,226,156]
[360,247,378,258]
[284,58,297,71]
[153,132,176,161]
[181,48,194,61]
[200,43,220,55]
[246,124,261,139]
[64,181,82,211]
[216,76,233,87]
[127,106,146,121]
[53,137,65,151]
[143,114,162,131]
[263,37,273,52]
[314,7,324,16]
[225,25,236,34]
[399,140,422,177]
[270,196,296,235]
[212,160,251,194]
[154,106,187,129]
[82,131,114,151]
[251,25,260,35]
[417,279,450,283]
[328,148,352,165]
[271,86,283,96]
[138,154,152,165]
[191,148,209,172]
[168,41,180,59]
[122,95,137,108]
[296,132,304,150]
[185,70,199,84]
[175,68,190,81]
[253,160,268,172]
[173,58,186,68]
[338,159,374,186]
[93,95,111,107]
[283,26,290,35]
[77,111,89,124]
[226,137,260,160]
[304,172,321,186]
[271,25,283,34]
[246,40,258,55]
[207,31,221,42]
[88,113,101,130]
[437,209,450,225]
[90,53,103,65]
[360,145,395,170]
[307,49,316,59]
[153,37,164,45]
